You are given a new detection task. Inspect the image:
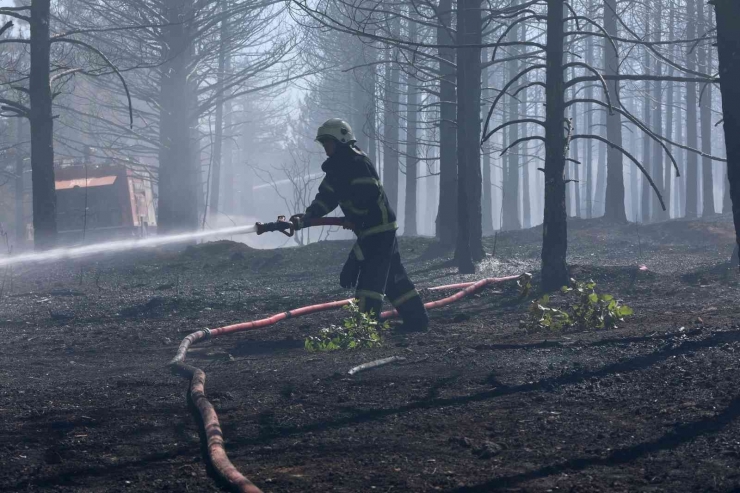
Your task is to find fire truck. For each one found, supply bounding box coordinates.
[54,164,157,243]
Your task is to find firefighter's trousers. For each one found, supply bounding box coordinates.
[353,231,428,327]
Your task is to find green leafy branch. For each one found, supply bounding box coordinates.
[305,300,390,352]
[529,279,633,332]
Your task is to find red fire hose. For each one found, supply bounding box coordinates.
[170,218,524,492]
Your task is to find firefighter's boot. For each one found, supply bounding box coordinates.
[394,294,429,333]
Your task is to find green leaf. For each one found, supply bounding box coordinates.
[588,293,598,303]
[618,305,633,316]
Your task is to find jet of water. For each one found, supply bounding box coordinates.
[0,224,259,269]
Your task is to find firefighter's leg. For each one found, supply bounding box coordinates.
[385,237,429,332]
[354,233,394,319]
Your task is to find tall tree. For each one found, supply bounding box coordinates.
[436,0,457,248]
[699,1,715,217]
[208,4,230,221]
[712,0,740,257]
[584,0,595,218]
[664,4,676,219]
[455,0,484,272]
[651,1,667,221]
[29,0,57,249]
[482,49,494,236]
[685,0,700,219]
[640,13,652,224]
[13,117,26,247]
[502,11,521,231]
[541,0,568,290]
[603,0,626,222]
[404,12,419,236]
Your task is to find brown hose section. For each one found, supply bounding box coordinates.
[169,274,522,492]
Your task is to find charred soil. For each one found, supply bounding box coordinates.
[2,215,740,492]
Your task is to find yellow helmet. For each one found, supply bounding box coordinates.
[315,118,356,144]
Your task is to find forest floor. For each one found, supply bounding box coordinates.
[2,214,740,492]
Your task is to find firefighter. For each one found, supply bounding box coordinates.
[290,118,429,332]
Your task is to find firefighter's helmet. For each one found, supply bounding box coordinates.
[315,118,356,144]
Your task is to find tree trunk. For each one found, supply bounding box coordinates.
[222,80,233,214]
[502,17,521,231]
[665,7,675,219]
[713,0,740,258]
[383,18,401,217]
[699,2,715,217]
[208,10,227,221]
[158,0,199,234]
[627,98,639,220]
[725,171,733,214]
[404,15,418,236]
[651,2,667,221]
[603,0,626,222]
[585,0,595,219]
[30,0,57,250]
[521,21,532,228]
[455,0,482,272]
[685,0,700,219]
[677,87,686,217]
[436,0,457,247]
[640,14,652,224]
[482,50,494,236]
[569,65,580,219]
[14,117,26,247]
[541,0,568,291]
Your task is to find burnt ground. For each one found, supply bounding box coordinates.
[2,215,740,492]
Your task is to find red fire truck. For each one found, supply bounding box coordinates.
[54,164,157,243]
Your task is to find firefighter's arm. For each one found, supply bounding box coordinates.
[300,178,339,225]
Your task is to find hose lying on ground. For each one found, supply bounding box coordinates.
[169,274,523,493]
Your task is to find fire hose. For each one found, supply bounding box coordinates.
[169,216,524,492]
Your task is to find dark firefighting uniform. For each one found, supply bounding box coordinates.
[302,144,428,327]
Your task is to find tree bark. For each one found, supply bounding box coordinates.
[685,0,700,219]
[455,0,482,273]
[30,0,57,250]
[595,100,607,216]
[569,65,580,219]
[208,8,228,221]
[664,6,676,219]
[712,0,740,258]
[627,98,639,220]
[699,1,715,217]
[602,0,626,222]
[521,20,532,227]
[640,18,652,224]
[158,0,199,234]
[482,50,494,236]
[383,18,401,217]
[502,15,521,231]
[651,2,667,221]
[436,0,457,247]
[585,0,595,218]
[404,14,418,236]
[222,70,233,215]
[677,85,686,217]
[14,117,26,247]
[541,0,568,291]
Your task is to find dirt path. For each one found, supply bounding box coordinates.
[1,216,740,492]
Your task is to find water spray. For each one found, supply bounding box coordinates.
[0,217,353,269]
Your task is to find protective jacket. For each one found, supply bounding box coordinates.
[303,145,397,238]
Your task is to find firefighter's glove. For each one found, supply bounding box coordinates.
[340,253,361,289]
[289,213,306,230]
